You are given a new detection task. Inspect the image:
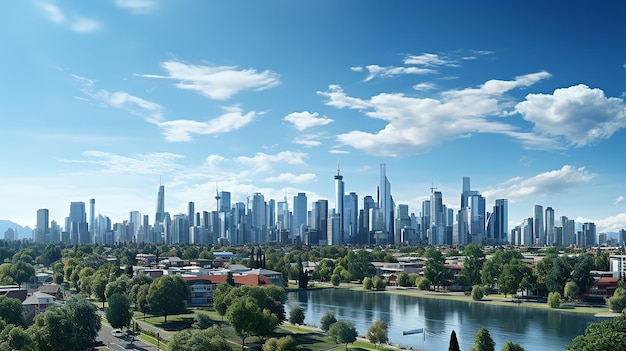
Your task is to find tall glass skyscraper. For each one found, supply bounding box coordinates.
[334,167,344,244]
[533,205,544,246]
[379,164,394,244]
[293,192,307,237]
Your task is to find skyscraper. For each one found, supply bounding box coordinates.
[344,192,358,243]
[293,192,308,237]
[334,167,344,242]
[379,164,394,244]
[35,209,49,243]
[545,207,555,246]
[68,201,88,244]
[493,199,508,245]
[188,201,195,227]
[533,205,544,246]
[429,190,444,246]
[154,184,165,227]
[89,198,95,233]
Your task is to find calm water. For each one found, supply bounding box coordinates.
[286,289,602,351]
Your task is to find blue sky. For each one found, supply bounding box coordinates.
[1,1,626,235]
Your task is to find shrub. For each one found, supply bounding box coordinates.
[548,292,561,308]
[471,285,484,301]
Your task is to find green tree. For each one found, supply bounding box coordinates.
[397,272,410,287]
[461,244,485,286]
[502,341,525,351]
[65,294,102,351]
[227,297,269,349]
[329,320,358,350]
[105,275,131,300]
[373,276,386,290]
[564,281,579,301]
[106,293,133,331]
[166,325,232,351]
[147,274,189,322]
[263,336,297,351]
[417,277,431,290]
[566,314,626,350]
[193,312,213,329]
[363,277,373,290]
[608,287,626,313]
[213,282,234,318]
[331,273,341,286]
[545,256,571,294]
[594,251,610,271]
[320,311,337,332]
[0,324,32,351]
[31,295,101,351]
[548,292,561,308]
[288,305,305,326]
[471,326,495,351]
[570,255,594,295]
[91,271,109,308]
[0,296,27,327]
[481,250,524,289]
[498,259,532,297]
[424,248,452,290]
[471,285,484,301]
[449,329,461,351]
[366,320,388,348]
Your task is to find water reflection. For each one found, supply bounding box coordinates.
[286,289,599,351]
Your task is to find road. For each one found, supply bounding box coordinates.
[97,319,167,351]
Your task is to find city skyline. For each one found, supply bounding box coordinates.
[1,2,625,233]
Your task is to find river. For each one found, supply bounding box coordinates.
[286,288,603,351]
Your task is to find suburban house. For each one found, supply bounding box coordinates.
[22,292,56,323]
[184,269,278,307]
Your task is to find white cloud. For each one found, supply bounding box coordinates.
[404,53,457,67]
[37,2,100,33]
[350,66,364,72]
[115,0,159,14]
[38,3,64,23]
[515,84,626,147]
[413,82,436,91]
[70,18,100,33]
[318,72,553,156]
[292,133,324,147]
[482,165,595,202]
[358,65,435,82]
[236,151,307,173]
[616,195,624,205]
[265,173,317,184]
[576,213,626,233]
[328,149,349,154]
[75,75,256,141]
[59,151,185,174]
[142,61,280,100]
[284,111,333,131]
[157,107,257,142]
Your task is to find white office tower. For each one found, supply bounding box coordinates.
[334,167,344,243]
[395,204,412,245]
[533,205,544,246]
[378,164,394,244]
[35,209,49,243]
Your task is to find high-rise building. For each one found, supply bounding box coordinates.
[493,199,508,245]
[89,199,95,233]
[188,201,195,227]
[533,205,544,246]
[378,164,394,244]
[395,204,412,245]
[583,222,597,247]
[154,184,165,228]
[429,190,445,246]
[334,167,344,242]
[68,201,88,244]
[293,193,308,237]
[421,200,431,243]
[35,209,49,243]
[252,193,266,243]
[545,207,555,246]
[310,199,328,245]
[344,192,358,243]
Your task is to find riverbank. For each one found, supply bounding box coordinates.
[308,281,614,316]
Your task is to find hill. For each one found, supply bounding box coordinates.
[0,220,33,240]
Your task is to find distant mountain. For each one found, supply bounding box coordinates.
[0,220,33,240]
